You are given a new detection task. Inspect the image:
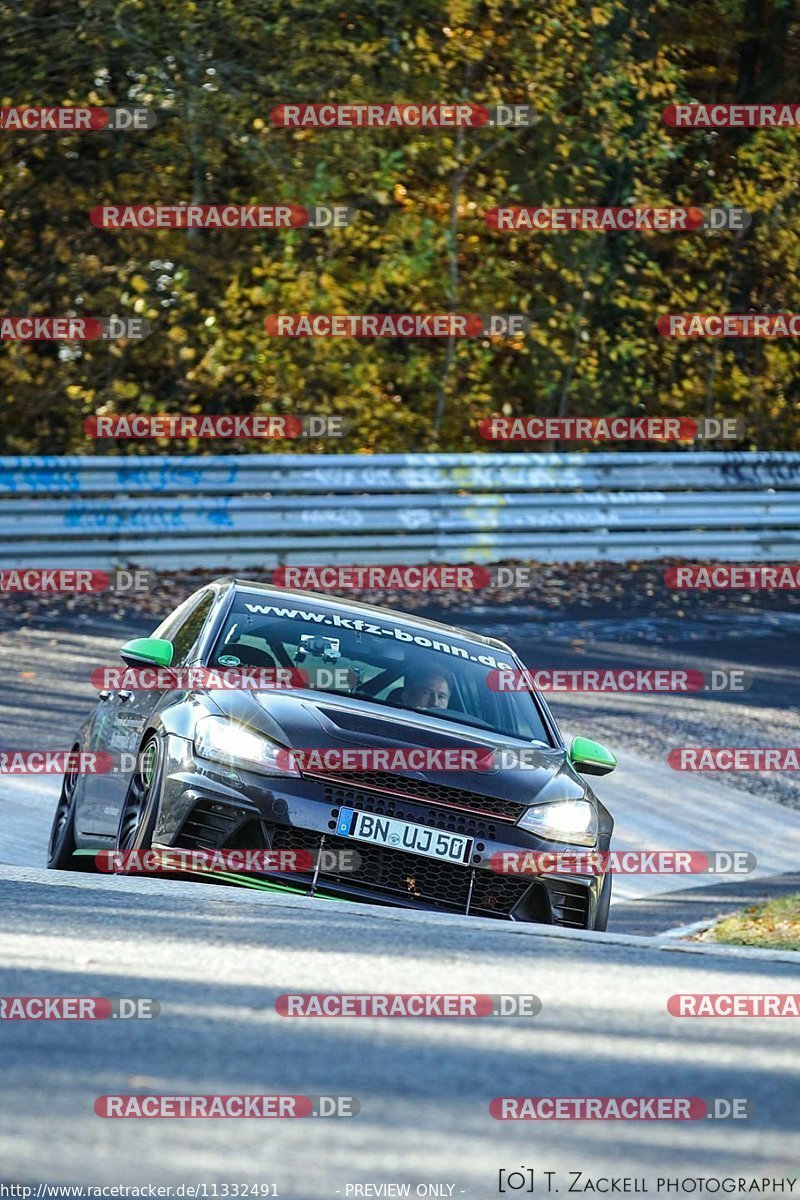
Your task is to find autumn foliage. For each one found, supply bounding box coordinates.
[1,0,799,453]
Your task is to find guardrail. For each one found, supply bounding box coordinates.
[1,451,798,568]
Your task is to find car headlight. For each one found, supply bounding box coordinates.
[194,716,299,776]
[517,799,597,846]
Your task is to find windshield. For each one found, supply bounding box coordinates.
[209,594,551,744]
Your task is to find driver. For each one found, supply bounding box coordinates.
[400,668,451,711]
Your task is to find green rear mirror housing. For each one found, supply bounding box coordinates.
[569,735,617,776]
[120,637,174,668]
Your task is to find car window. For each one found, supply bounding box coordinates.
[209,596,551,744]
[157,589,215,666]
[152,592,203,641]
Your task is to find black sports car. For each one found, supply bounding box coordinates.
[48,578,617,930]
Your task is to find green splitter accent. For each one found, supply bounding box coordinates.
[202,871,347,901]
[120,636,174,667]
[568,735,617,776]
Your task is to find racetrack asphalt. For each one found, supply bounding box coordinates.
[0,864,799,1194]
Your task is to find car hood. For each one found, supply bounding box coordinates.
[204,688,592,808]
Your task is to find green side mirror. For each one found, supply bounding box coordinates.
[569,735,617,776]
[120,636,174,668]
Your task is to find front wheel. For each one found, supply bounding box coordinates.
[48,746,93,871]
[115,734,163,859]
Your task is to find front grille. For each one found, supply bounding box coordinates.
[267,825,532,920]
[304,770,526,823]
[321,783,499,841]
[174,797,586,928]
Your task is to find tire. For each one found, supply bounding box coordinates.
[593,872,612,931]
[114,734,164,861]
[48,746,94,871]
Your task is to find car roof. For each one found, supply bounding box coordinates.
[211,576,515,654]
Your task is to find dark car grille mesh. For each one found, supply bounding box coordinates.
[321,783,499,841]
[267,825,532,920]
[303,770,526,823]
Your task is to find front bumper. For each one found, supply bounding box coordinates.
[154,743,606,929]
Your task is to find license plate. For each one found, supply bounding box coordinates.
[336,807,473,865]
